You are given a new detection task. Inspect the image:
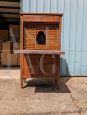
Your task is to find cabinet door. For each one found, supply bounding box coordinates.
[22,55,40,78]
[24,26,36,49]
[22,54,58,78]
[40,55,58,76]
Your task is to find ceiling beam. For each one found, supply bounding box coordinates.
[8,22,20,25]
[0,14,9,26]
[0,6,20,9]
[2,17,19,20]
[0,14,20,24]
[0,15,7,23]
[6,19,20,23]
[0,12,19,15]
[0,0,20,2]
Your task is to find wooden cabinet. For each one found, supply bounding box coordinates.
[15,13,64,88]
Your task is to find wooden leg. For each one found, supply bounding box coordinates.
[21,78,24,89]
[54,55,60,88]
[57,55,60,88]
[24,78,27,83]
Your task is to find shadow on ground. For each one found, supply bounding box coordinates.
[24,77,71,93]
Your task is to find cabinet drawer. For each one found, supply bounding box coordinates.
[23,15,59,22]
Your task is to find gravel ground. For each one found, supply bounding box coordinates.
[0,69,87,115]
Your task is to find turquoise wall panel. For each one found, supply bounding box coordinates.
[21,0,87,76]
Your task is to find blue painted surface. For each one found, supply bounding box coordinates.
[21,0,87,76]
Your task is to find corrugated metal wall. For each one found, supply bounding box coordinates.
[21,0,87,76]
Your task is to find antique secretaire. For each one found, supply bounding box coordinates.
[15,13,64,88]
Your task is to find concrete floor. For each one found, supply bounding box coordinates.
[0,69,87,115]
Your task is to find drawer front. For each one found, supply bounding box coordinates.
[23,15,59,22]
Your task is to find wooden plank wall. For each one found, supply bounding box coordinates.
[21,0,87,76]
